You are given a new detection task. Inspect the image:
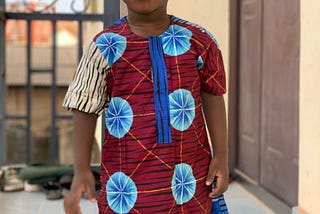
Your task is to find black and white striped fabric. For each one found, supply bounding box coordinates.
[62,42,110,114]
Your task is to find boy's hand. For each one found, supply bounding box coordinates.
[206,153,229,197]
[64,170,96,214]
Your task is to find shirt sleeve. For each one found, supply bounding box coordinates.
[62,41,109,114]
[199,39,226,96]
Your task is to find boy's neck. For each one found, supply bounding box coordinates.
[126,9,170,38]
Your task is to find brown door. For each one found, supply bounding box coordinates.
[260,0,299,206]
[235,0,299,206]
[237,0,262,182]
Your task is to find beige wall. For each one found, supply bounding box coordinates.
[297,1,320,213]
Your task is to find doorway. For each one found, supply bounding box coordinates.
[229,0,300,206]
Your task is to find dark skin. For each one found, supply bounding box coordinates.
[64,110,98,214]
[64,1,228,213]
[123,0,171,37]
[201,92,229,197]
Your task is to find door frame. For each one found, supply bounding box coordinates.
[228,0,240,173]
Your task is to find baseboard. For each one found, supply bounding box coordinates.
[292,206,309,214]
[233,170,291,214]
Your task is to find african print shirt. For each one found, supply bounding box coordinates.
[63,16,228,214]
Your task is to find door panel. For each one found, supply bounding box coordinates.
[236,0,299,206]
[238,0,262,181]
[260,0,299,206]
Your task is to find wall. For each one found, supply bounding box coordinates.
[296,1,320,213]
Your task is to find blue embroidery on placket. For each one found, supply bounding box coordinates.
[148,36,172,144]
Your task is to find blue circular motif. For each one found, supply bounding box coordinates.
[95,32,127,66]
[171,163,196,205]
[169,89,195,131]
[106,97,133,138]
[161,25,192,56]
[106,172,138,214]
[197,56,204,69]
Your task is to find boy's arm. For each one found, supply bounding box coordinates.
[72,110,98,174]
[201,92,229,197]
[64,110,98,214]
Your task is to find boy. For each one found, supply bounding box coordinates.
[63,0,229,213]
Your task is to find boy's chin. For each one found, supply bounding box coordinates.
[132,9,157,15]
[123,0,167,14]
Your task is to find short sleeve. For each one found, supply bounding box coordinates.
[199,40,226,96]
[62,41,109,114]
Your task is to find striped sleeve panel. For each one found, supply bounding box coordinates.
[62,41,109,115]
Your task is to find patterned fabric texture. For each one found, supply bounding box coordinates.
[63,15,227,213]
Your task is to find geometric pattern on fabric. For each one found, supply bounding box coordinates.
[106,172,138,213]
[211,195,229,214]
[95,32,127,66]
[197,55,204,69]
[171,163,196,205]
[205,30,220,49]
[65,15,228,213]
[105,97,133,138]
[170,16,220,49]
[169,89,195,131]
[61,41,109,115]
[161,25,192,56]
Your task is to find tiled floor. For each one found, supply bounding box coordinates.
[224,182,276,214]
[0,181,289,214]
[0,190,98,214]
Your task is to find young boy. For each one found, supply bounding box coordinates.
[63,0,229,213]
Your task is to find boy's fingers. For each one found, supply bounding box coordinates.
[86,184,97,202]
[206,174,215,186]
[206,161,217,186]
[64,191,82,214]
[209,175,228,197]
[210,186,226,197]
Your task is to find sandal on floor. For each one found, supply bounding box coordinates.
[42,181,63,200]
[1,167,24,192]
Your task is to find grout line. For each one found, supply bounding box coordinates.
[38,202,44,214]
